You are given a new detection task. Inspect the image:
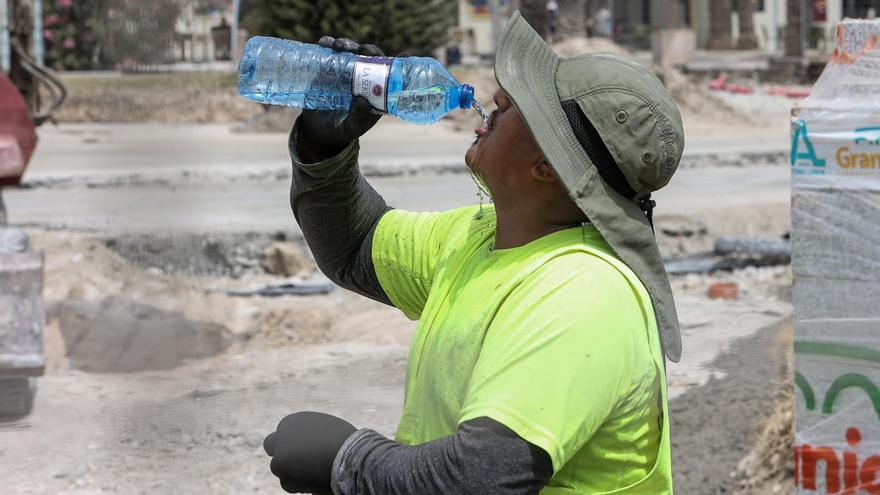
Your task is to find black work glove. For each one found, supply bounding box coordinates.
[297,37,386,162]
[263,411,357,494]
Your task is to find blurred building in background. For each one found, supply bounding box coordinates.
[174,1,242,64]
[450,0,515,64]
[0,0,244,72]
[444,0,879,66]
[698,0,877,52]
[5,0,879,72]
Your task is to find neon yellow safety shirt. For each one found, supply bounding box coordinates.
[371,204,672,494]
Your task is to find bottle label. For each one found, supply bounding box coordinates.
[352,57,393,112]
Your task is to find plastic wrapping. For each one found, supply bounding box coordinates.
[793,18,880,494]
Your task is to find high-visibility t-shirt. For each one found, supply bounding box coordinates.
[371,205,672,494]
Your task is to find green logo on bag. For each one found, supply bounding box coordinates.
[854,126,880,146]
[792,120,827,174]
[795,341,880,418]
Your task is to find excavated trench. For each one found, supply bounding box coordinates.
[51,297,232,373]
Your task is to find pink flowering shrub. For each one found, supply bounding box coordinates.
[44,0,180,70]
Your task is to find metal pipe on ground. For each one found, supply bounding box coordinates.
[664,237,791,275]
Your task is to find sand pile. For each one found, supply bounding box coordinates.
[551,36,631,57]
[733,320,795,495]
[31,230,246,372]
[30,229,414,374]
[734,389,795,495]
[658,65,749,123]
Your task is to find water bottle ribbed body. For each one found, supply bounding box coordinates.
[238,36,357,111]
[238,36,474,125]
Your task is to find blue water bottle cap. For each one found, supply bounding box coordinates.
[460,84,475,110]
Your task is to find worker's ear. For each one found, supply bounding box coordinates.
[530,160,558,183]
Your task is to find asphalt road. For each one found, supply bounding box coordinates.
[4,123,790,235]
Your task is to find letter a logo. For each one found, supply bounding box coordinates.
[792,120,827,169]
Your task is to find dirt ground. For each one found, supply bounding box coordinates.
[671,318,793,495]
[51,72,262,124]
[50,40,794,147]
[0,224,794,494]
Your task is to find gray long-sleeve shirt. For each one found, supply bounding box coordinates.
[288,118,552,494]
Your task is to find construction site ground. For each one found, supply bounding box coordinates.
[3,67,797,494]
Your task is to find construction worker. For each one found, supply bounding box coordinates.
[263,11,684,495]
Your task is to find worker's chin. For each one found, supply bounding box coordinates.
[465,135,485,171]
[464,142,479,171]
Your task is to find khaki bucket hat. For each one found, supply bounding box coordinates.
[495,11,685,362]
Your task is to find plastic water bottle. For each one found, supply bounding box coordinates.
[238,36,477,126]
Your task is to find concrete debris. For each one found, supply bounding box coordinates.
[708,282,739,300]
[0,228,29,253]
[105,233,305,279]
[0,229,44,419]
[223,280,336,298]
[262,241,311,277]
[0,253,45,376]
[714,237,791,259]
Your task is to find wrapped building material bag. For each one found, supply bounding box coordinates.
[792,19,880,494]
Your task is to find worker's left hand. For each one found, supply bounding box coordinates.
[263,411,357,494]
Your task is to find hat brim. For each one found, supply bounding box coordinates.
[495,12,682,362]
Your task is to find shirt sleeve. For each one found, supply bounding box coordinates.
[331,417,552,495]
[457,253,655,473]
[371,206,477,320]
[289,118,392,305]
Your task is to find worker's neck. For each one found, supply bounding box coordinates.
[492,202,581,251]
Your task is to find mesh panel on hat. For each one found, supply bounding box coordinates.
[560,100,637,200]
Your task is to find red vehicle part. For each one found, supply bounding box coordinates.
[0,73,38,186]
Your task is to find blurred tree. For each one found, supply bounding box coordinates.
[99,0,181,69]
[43,0,106,70]
[43,0,180,70]
[785,0,803,56]
[518,0,549,39]
[557,0,587,39]
[242,0,455,56]
[708,0,733,50]
[735,0,758,49]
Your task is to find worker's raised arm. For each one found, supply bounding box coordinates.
[288,37,393,305]
[291,37,474,318]
[291,115,476,318]
[289,105,392,304]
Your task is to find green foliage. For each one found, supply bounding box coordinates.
[43,0,180,70]
[100,0,181,69]
[43,0,105,70]
[243,0,456,56]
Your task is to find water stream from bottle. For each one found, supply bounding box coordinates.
[469,100,492,217]
[472,100,489,128]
